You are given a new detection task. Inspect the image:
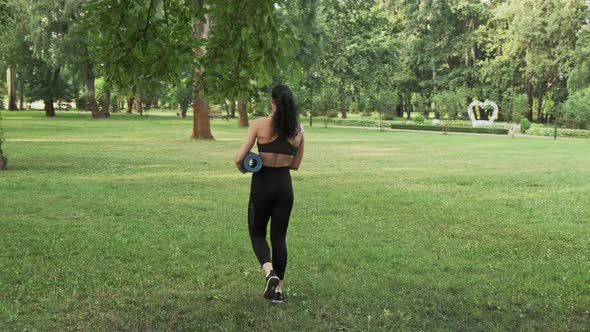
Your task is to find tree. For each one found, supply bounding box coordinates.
[22,0,83,117]
[567,25,590,94]
[192,0,213,139]
[84,0,297,138]
[485,0,586,122]
[562,86,590,129]
[320,0,399,119]
[204,0,299,128]
[0,108,5,170]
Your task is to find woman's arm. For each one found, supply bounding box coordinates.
[290,133,304,171]
[234,121,258,173]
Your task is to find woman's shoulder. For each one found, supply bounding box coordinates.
[251,117,271,128]
[253,116,272,124]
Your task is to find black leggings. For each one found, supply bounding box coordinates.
[248,166,293,280]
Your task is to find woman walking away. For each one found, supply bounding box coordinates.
[234,85,305,303]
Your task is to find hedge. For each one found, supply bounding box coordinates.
[390,124,509,135]
[525,127,590,139]
[324,118,390,127]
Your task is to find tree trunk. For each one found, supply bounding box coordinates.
[237,97,249,127]
[525,80,534,122]
[395,103,402,117]
[18,79,24,110]
[111,98,119,113]
[192,92,214,139]
[181,102,188,118]
[230,99,236,118]
[536,93,544,122]
[6,66,17,111]
[0,145,5,170]
[479,104,488,120]
[126,96,134,113]
[44,99,56,117]
[135,97,143,116]
[191,0,214,140]
[92,84,110,118]
[86,78,99,113]
[339,78,346,119]
[83,51,99,114]
[406,95,412,120]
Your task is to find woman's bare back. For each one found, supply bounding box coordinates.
[255,117,303,168]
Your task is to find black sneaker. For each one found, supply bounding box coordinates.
[263,270,279,299]
[272,291,284,303]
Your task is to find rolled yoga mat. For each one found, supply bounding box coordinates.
[243,152,263,173]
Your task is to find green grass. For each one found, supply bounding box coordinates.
[1,111,589,331]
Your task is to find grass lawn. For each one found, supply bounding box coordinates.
[1,111,589,331]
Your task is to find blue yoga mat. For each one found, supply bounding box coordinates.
[243,152,263,173]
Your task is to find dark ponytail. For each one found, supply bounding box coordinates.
[272,84,300,138]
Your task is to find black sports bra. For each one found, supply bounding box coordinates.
[257,136,297,156]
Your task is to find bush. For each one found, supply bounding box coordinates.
[391,123,509,135]
[75,95,87,110]
[253,109,267,116]
[432,89,467,120]
[520,118,531,132]
[525,127,590,139]
[361,110,372,117]
[562,86,590,129]
[326,111,338,118]
[414,114,425,124]
[504,93,528,123]
[313,86,338,117]
[382,113,395,121]
[329,119,382,127]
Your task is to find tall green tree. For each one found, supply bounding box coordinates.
[485,0,586,122]
[85,0,297,138]
[321,0,399,118]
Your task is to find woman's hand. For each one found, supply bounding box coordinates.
[235,121,258,173]
[235,158,247,173]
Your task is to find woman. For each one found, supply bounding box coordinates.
[234,85,304,303]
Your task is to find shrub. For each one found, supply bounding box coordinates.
[391,123,509,135]
[432,89,467,120]
[504,93,528,123]
[326,111,338,118]
[382,113,395,121]
[329,119,383,127]
[361,110,372,117]
[313,87,338,116]
[562,86,590,129]
[520,118,531,132]
[525,127,590,139]
[414,114,425,124]
[75,95,87,111]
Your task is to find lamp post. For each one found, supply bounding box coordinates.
[309,71,319,127]
[554,73,564,140]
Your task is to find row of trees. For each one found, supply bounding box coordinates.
[1,0,590,136]
[0,0,298,139]
[287,0,589,127]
